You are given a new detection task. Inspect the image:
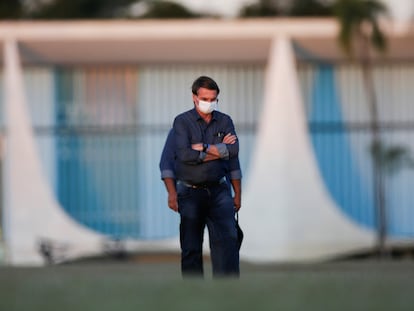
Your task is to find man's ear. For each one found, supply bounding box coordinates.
[192,93,197,103]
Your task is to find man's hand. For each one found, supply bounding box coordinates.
[223,133,237,145]
[233,193,241,212]
[163,178,178,212]
[168,191,178,212]
[231,179,242,212]
[191,143,203,151]
[192,133,236,152]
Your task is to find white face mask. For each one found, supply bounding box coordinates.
[198,100,218,114]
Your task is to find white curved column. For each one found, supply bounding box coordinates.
[240,35,375,263]
[3,39,103,265]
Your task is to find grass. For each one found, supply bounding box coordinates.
[1,259,414,311]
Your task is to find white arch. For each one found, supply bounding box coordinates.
[3,39,105,265]
[240,35,375,263]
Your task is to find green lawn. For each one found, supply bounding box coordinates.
[1,260,413,311]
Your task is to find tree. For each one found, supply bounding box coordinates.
[0,0,23,19]
[289,0,333,17]
[238,0,336,18]
[238,0,281,18]
[333,0,389,256]
[26,0,203,19]
[28,0,139,19]
[138,1,200,19]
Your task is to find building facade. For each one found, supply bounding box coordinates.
[1,19,413,265]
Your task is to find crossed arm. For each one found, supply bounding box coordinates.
[191,133,237,162]
[163,133,241,213]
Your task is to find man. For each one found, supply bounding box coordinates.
[160,128,241,210]
[161,76,241,277]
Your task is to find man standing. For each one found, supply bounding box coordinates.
[162,76,241,277]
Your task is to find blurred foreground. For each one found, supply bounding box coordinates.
[1,256,413,311]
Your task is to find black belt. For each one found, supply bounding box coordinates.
[178,177,226,189]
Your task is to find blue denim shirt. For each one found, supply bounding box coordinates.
[159,128,242,181]
[160,109,241,183]
[159,129,176,179]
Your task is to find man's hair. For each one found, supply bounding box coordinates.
[191,76,220,96]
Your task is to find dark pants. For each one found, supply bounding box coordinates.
[177,181,239,278]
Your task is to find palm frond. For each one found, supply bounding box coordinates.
[334,0,388,56]
[371,21,387,52]
[370,142,413,175]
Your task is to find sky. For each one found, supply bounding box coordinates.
[383,0,414,23]
[172,0,255,17]
[173,0,414,21]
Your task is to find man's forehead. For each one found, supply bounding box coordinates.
[197,88,217,97]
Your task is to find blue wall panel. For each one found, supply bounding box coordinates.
[309,65,375,229]
[305,63,414,237]
[55,68,144,239]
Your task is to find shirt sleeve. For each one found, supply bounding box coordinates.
[159,129,176,179]
[173,114,203,165]
[228,156,242,180]
[223,115,239,159]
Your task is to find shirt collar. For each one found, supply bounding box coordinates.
[191,107,218,121]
